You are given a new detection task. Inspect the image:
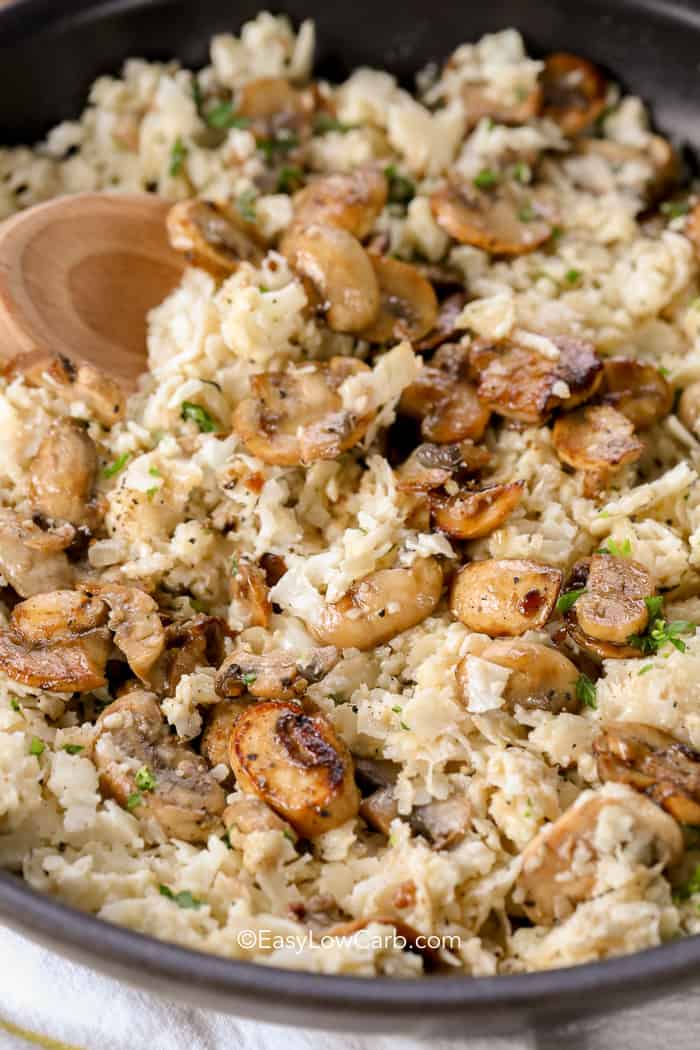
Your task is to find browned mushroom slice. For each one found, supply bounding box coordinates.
[310,557,443,650]
[430,181,552,256]
[291,168,388,239]
[233,358,374,466]
[359,256,438,345]
[200,699,250,771]
[223,795,297,840]
[517,789,682,924]
[450,558,562,636]
[4,351,125,427]
[30,418,98,528]
[408,794,472,850]
[0,509,74,597]
[459,80,543,131]
[236,76,308,134]
[230,556,271,628]
[395,441,491,492]
[80,582,165,680]
[431,481,524,540]
[599,358,673,430]
[456,639,581,714]
[166,199,263,279]
[552,404,645,496]
[216,645,338,700]
[93,691,226,842]
[594,722,700,824]
[415,292,468,352]
[576,555,653,644]
[0,589,110,692]
[400,344,491,444]
[540,52,608,136]
[229,700,360,837]
[280,222,380,332]
[148,615,229,696]
[360,785,399,835]
[473,336,602,424]
[400,342,470,417]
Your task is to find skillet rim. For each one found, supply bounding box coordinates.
[1,0,700,1030]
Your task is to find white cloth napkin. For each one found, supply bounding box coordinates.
[0,924,698,1050]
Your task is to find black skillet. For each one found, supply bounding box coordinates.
[0,0,699,1036]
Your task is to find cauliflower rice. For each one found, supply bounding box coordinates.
[2,13,700,978]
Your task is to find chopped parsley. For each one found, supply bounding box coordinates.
[168,137,187,177]
[29,737,45,757]
[660,199,689,219]
[102,452,131,479]
[257,131,299,160]
[242,673,257,686]
[637,664,654,676]
[231,556,239,575]
[126,792,142,810]
[282,828,296,842]
[629,615,695,655]
[181,401,219,433]
[158,884,203,909]
[276,165,304,194]
[549,225,563,243]
[644,595,665,620]
[673,864,700,902]
[204,100,250,130]
[313,114,355,135]
[556,587,586,614]
[575,673,597,709]
[9,698,20,712]
[658,366,671,378]
[565,268,582,285]
[473,168,499,190]
[597,537,632,558]
[63,744,84,755]
[236,188,258,223]
[512,161,532,184]
[518,202,535,223]
[135,766,156,791]
[146,486,159,501]
[523,797,533,818]
[384,165,415,205]
[148,466,161,478]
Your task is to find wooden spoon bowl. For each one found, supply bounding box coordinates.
[0,193,186,388]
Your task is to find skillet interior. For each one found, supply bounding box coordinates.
[1,0,700,1035]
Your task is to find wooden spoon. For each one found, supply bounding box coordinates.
[0,193,186,388]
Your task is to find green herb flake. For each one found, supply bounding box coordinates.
[518,203,535,223]
[673,864,700,902]
[102,452,131,479]
[282,828,296,843]
[549,225,563,243]
[231,555,239,576]
[158,884,203,909]
[181,401,219,433]
[135,766,156,791]
[29,737,45,757]
[556,587,586,614]
[148,466,161,478]
[168,137,188,177]
[221,830,232,849]
[575,673,597,709]
[258,131,299,160]
[242,673,257,686]
[660,199,690,219]
[513,161,532,184]
[598,537,632,558]
[313,114,355,135]
[400,721,410,731]
[236,188,257,223]
[146,486,159,501]
[629,616,696,656]
[565,268,582,285]
[204,101,250,130]
[384,165,415,205]
[63,744,84,755]
[524,797,533,818]
[126,792,142,810]
[473,168,499,190]
[658,366,671,378]
[644,595,665,620]
[276,165,304,194]
[391,705,403,714]
[637,664,654,676]
[9,698,20,712]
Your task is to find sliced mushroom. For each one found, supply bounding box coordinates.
[415,292,468,352]
[229,700,360,837]
[359,780,471,850]
[430,180,552,256]
[450,558,562,636]
[281,223,380,332]
[166,199,263,279]
[456,639,581,714]
[230,557,271,629]
[0,589,110,692]
[291,168,388,239]
[431,481,524,539]
[517,788,682,924]
[200,699,249,771]
[594,722,700,824]
[395,441,491,492]
[678,380,700,436]
[400,343,491,444]
[93,691,226,842]
[4,351,125,427]
[552,404,645,496]
[236,76,309,134]
[599,358,673,430]
[215,645,338,700]
[233,358,374,466]
[575,554,653,645]
[359,255,438,345]
[473,336,602,424]
[0,509,74,597]
[223,794,296,839]
[148,615,229,697]
[30,418,98,528]
[310,557,443,650]
[540,52,608,136]
[80,582,165,681]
